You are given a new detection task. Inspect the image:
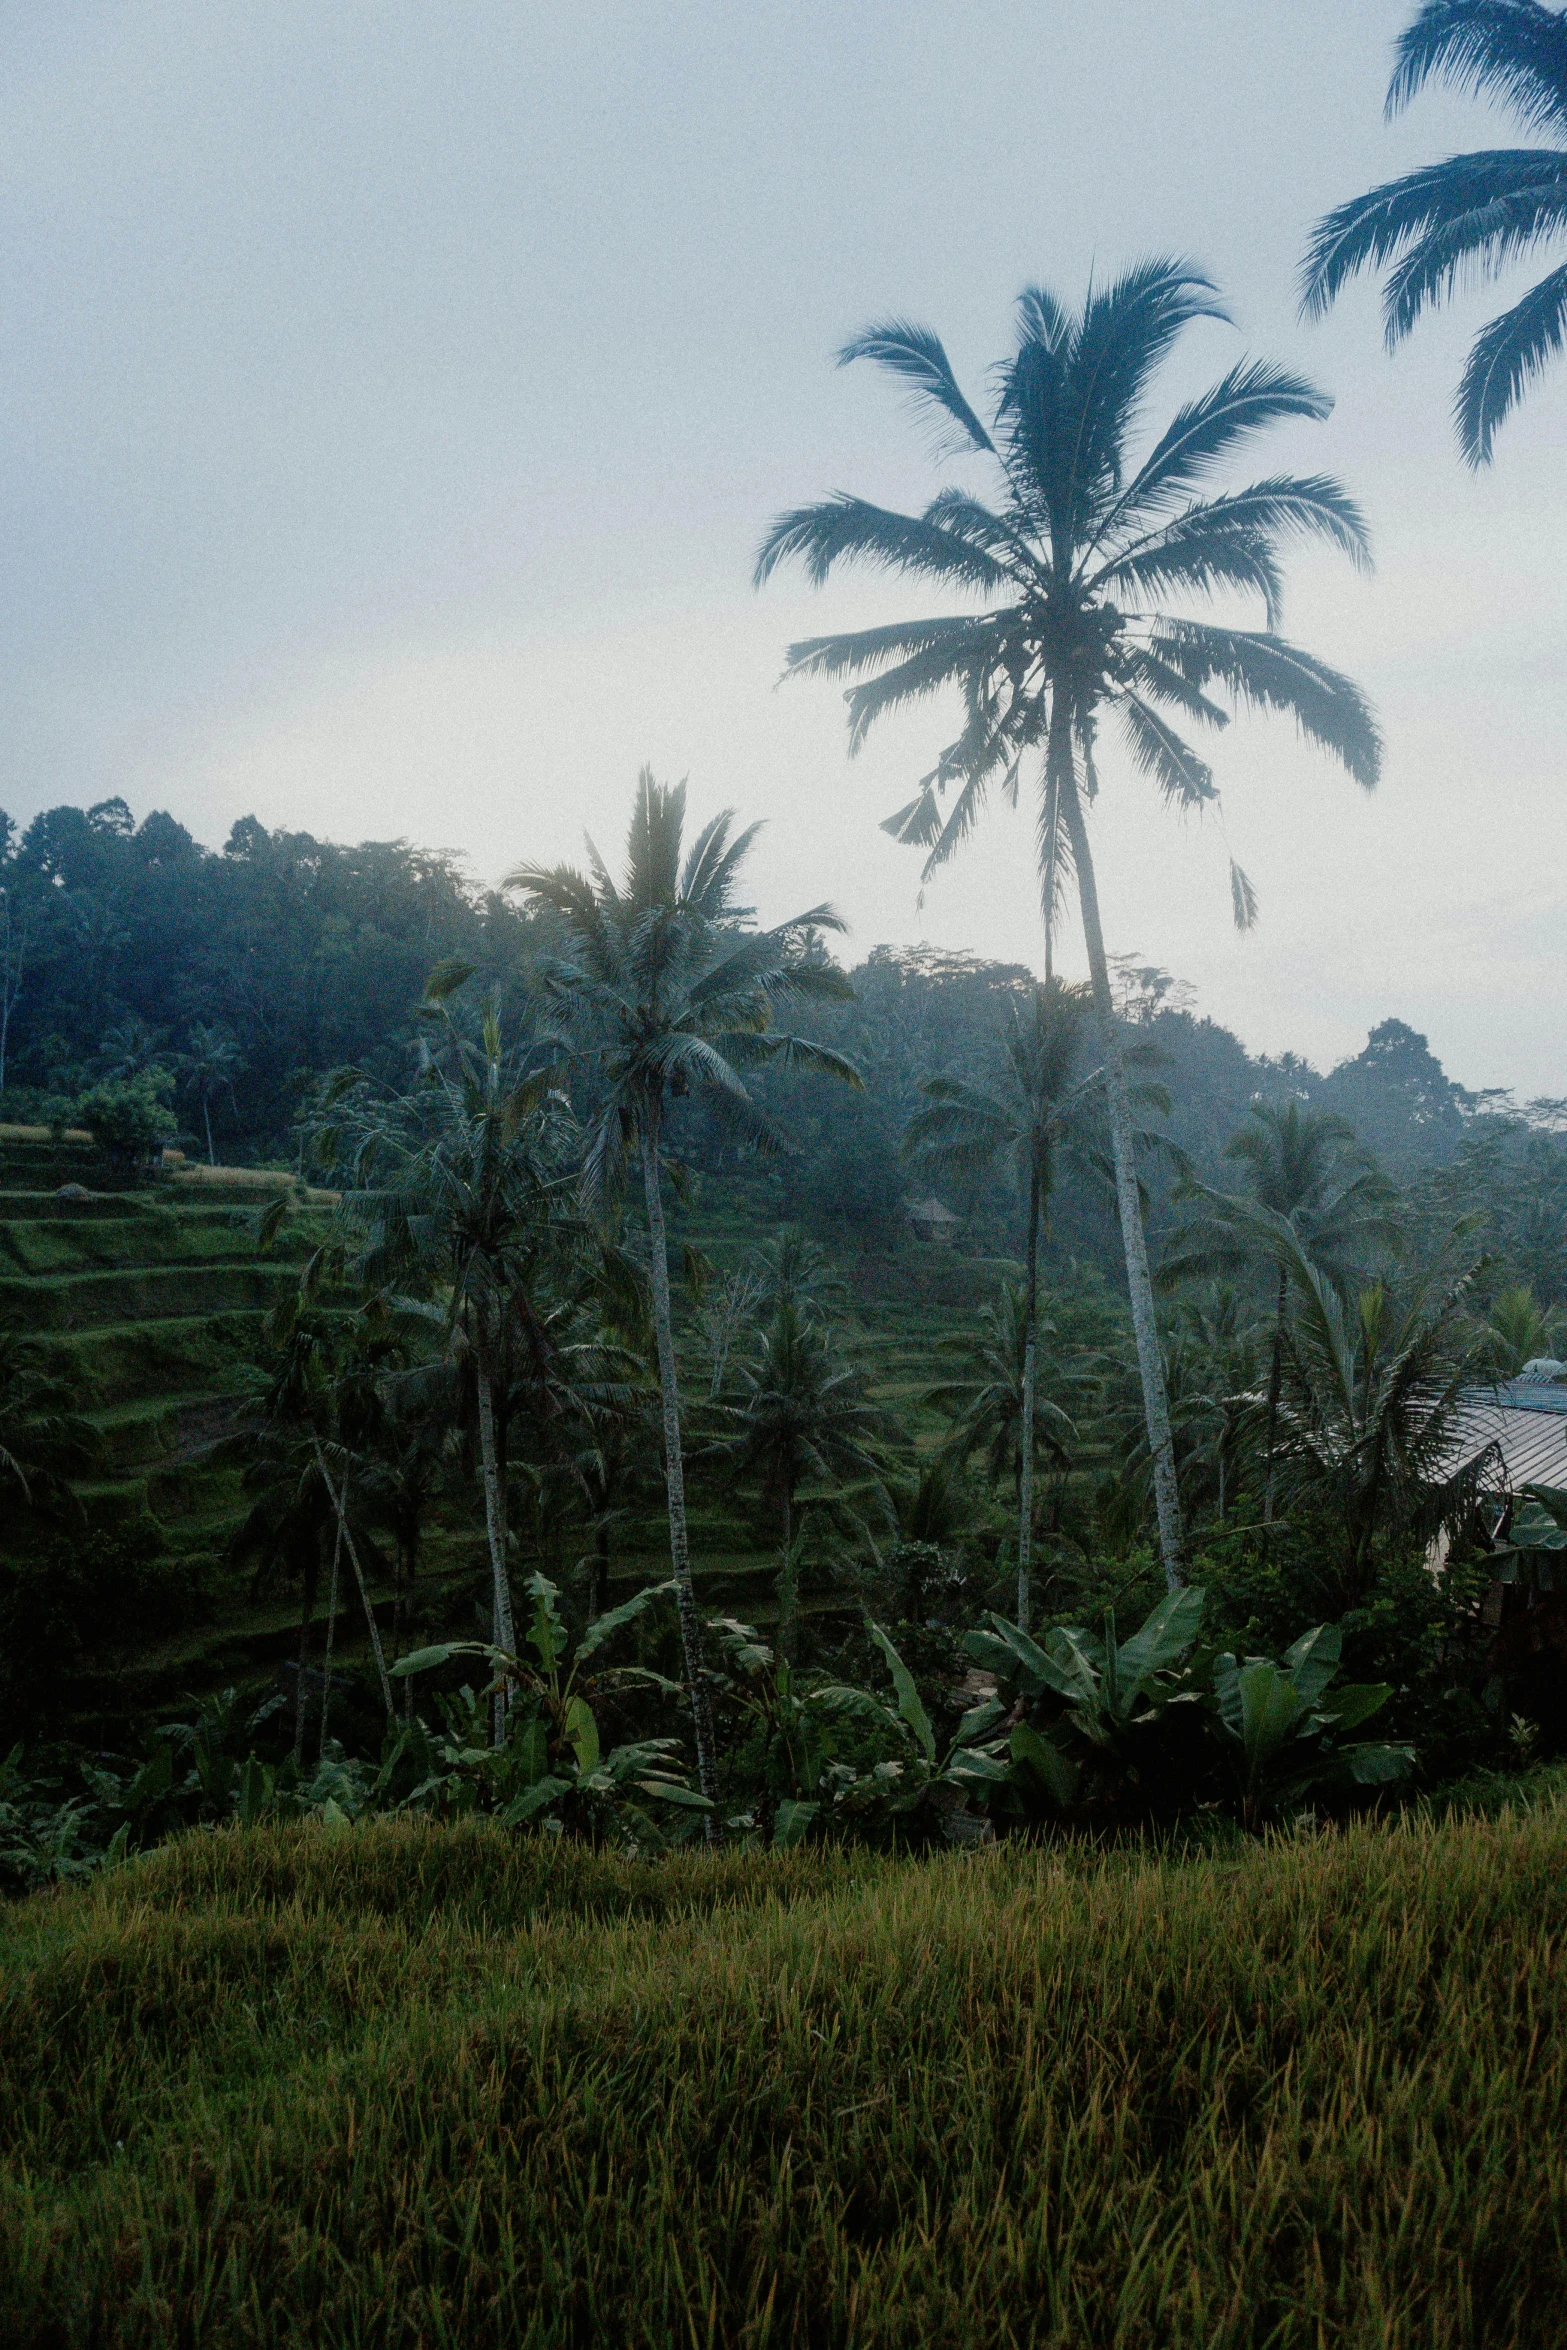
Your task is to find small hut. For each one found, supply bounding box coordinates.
[905,1194,961,1247]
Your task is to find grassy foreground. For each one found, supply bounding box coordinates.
[2,1810,1565,2348]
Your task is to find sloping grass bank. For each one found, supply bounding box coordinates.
[2,1809,1565,2348]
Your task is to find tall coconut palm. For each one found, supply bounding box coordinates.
[1301,0,1567,465]
[314,982,571,1732]
[904,976,1165,1626]
[176,1023,245,1165]
[756,264,1381,1587]
[508,770,862,1815]
[1160,1100,1399,1518]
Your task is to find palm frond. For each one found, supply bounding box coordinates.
[1456,253,1567,460]
[836,318,997,456]
[779,613,1003,685]
[754,495,1011,593]
[1380,171,1567,342]
[1147,621,1383,788]
[1387,0,1567,133]
[1092,361,1336,543]
[1302,148,1567,318]
[1118,695,1217,807]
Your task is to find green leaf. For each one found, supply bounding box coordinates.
[576,1579,676,1663]
[499,1774,573,1825]
[513,1713,550,1787]
[1282,1622,1342,1709]
[1235,1661,1308,1782]
[1343,1742,1415,1786]
[1115,1585,1207,1687]
[867,1622,936,1764]
[526,1574,566,1673]
[772,1796,819,1849]
[1502,1500,1567,1555]
[1318,1681,1391,1734]
[954,1696,1007,1746]
[1212,1651,1245,1739]
[236,1754,273,1829]
[945,1747,1010,1788]
[564,1696,600,1777]
[389,1643,458,1678]
[636,1780,712,1809]
[962,1628,1022,1679]
[1009,1722,1079,1809]
[422,957,476,1004]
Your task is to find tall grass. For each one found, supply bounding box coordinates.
[2,1807,1564,2346]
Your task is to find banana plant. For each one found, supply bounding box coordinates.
[966,1584,1208,1815]
[707,1615,1009,1848]
[1210,1621,1412,1825]
[1492,1486,1567,1597]
[391,1570,709,1842]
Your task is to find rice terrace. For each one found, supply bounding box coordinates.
[3,3,1567,2342]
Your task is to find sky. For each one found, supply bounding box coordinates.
[2,1,1563,1096]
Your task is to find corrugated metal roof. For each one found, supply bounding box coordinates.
[1444,1397,1567,1494]
[1472,1379,1567,1418]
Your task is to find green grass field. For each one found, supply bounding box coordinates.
[3,1798,1564,2347]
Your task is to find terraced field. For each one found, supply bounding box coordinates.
[0,1133,1007,1722]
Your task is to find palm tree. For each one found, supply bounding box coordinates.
[904,976,1164,1626]
[924,1284,1080,1562]
[95,1015,169,1084]
[315,983,571,1727]
[1301,1,1567,465]
[714,1301,887,1557]
[1267,1223,1487,1605]
[176,1022,245,1164]
[1467,1280,1566,1373]
[757,265,1380,1588]
[509,770,862,1815]
[1160,1100,1399,1518]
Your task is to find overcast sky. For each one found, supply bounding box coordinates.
[2,2,1563,1094]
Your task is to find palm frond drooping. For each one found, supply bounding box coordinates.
[1302,1,1567,462]
[760,262,1378,1590]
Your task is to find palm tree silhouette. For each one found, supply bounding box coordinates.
[757,263,1380,1587]
[510,770,861,1817]
[904,976,1165,1626]
[1302,0,1567,465]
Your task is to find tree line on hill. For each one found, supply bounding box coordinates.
[2,792,1560,1278]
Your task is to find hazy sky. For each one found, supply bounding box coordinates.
[3,3,1563,1094]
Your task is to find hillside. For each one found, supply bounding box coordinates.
[2,1799,1563,2346]
[0,1135,1021,1734]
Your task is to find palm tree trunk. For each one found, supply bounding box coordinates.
[313,1440,395,1717]
[594,1518,611,1616]
[779,1487,798,1668]
[474,1364,516,1746]
[293,1541,325,1766]
[1058,757,1184,1590]
[1018,1160,1041,1630]
[641,1117,721,1831]
[203,1097,215,1167]
[1264,1269,1287,1527]
[318,1517,342,1758]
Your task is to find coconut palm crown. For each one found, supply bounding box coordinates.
[756,261,1381,1589]
[1302,0,1567,465]
[508,770,862,1820]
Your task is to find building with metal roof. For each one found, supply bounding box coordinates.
[1444,1376,1567,1498]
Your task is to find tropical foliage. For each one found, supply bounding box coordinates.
[758,263,1382,1590]
[1302,0,1567,463]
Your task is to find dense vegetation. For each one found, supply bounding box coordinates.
[5,5,1567,2335]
